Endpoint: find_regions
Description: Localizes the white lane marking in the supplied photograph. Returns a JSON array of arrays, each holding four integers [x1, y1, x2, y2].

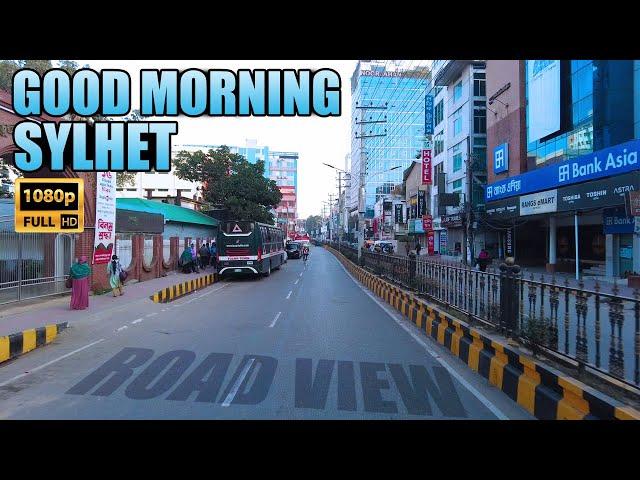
[[299, 272, 303, 277], [294, 279, 299, 285], [221, 358, 255, 407], [0, 338, 106, 388], [334, 256, 509, 420], [131, 319, 143, 324], [161, 308, 168, 312], [146, 313, 158, 318], [173, 283, 230, 307], [286, 290, 292, 299], [269, 312, 282, 328], [116, 325, 128, 332]]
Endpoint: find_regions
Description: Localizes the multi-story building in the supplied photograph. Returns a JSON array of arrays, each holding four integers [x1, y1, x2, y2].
[[432, 60, 489, 262], [429, 80, 448, 255], [116, 139, 298, 229], [484, 60, 640, 279], [349, 60, 430, 229]]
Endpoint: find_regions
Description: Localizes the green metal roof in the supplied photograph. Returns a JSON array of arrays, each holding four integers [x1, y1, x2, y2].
[[116, 198, 218, 227]]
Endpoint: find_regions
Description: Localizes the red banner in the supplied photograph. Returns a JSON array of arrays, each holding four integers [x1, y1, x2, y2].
[[421, 149, 432, 185], [422, 214, 432, 232], [427, 231, 435, 255]]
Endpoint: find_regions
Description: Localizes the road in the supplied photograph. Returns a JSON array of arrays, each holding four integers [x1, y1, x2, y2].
[[0, 246, 532, 419]]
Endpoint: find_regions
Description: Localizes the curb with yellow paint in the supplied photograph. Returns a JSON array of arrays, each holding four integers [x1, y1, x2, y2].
[[325, 246, 640, 420], [150, 273, 217, 303], [0, 322, 68, 365]]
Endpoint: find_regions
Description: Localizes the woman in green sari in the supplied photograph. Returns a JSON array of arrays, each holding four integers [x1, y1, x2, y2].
[[69, 255, 91, 310]]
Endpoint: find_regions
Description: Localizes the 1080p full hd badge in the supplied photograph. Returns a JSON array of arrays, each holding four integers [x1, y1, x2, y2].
[[14, 178, 84, 233]]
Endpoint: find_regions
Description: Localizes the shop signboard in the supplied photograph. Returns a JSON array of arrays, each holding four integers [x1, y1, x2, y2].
[[441, 213, 463, 228], [439, 230, 448, 253], [485, 139, 640, 202], [417, 190, 426, 217], [485, 196, 519, 218], [603, 207, 635, 234], [422, 214, 433, 232], [427, 231, 435, 255], [520, 189, 558, 216], [557, 172, 639, 212]]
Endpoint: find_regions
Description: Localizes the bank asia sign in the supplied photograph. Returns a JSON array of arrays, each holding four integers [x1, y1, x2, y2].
[[485, 139, 640, 202]]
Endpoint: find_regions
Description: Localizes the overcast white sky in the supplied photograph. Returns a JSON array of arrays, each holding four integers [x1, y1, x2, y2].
[[80, 60, 357, 219]]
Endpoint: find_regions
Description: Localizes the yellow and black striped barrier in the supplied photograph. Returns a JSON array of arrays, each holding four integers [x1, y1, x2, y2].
[[150, 273, 217, 303], [324, 245, 640, 420], [0, 322, 68, 365]]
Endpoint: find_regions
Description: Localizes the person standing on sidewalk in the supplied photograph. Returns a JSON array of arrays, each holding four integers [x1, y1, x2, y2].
[[107, 254, 125, 297], [69, 255, 91, 310], [209, 240, 218, 270], [415, 242, 422, 256], [199, 242, 211, 270]]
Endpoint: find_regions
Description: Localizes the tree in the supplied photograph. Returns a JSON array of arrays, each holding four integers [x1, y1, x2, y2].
[[305, 215, 323, 234], [173, 146, 282, 224]]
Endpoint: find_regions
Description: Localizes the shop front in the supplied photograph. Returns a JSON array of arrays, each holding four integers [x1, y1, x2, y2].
[[485, 157, 640, 278]]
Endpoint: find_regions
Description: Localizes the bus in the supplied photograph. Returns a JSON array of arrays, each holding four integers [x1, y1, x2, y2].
[[217, 220, 286, 277]]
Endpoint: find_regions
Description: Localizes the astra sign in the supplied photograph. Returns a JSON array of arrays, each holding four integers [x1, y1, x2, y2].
[[485, 139, 640, 202]]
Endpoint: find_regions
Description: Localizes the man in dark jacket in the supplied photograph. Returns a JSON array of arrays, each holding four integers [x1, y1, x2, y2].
[[199, 242, 211, 269]]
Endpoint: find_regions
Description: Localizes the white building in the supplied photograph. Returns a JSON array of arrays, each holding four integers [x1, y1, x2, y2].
[[432, 60, 488, 261]]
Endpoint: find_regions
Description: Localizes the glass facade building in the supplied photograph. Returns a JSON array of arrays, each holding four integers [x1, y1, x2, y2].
[[526, 60, 635, 166], [350, 61, 429, 218]]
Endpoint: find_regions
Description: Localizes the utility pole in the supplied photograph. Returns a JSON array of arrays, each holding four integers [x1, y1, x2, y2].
[[337, 171, 343, 252]]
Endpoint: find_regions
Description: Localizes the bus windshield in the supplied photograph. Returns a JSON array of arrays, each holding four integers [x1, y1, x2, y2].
[[223, 221, 254, 235]]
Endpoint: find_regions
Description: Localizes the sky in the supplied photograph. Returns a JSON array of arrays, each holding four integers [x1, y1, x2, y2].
[[80, 60, 358, 219]]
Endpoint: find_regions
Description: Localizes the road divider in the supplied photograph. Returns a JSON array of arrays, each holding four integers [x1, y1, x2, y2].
[[0, 322, 68, 366], [150, 273, 217, 303], [324, 245, 640, 421]]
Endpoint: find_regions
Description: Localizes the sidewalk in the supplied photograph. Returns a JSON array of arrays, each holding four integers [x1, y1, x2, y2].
[[0, 268, 215, 337]]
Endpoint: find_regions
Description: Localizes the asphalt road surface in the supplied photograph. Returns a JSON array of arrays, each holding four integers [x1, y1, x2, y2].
[[0, 246, 533, 419]]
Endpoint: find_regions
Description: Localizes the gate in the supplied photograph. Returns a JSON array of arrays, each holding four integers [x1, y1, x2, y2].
[[0, 218, 74, 305]]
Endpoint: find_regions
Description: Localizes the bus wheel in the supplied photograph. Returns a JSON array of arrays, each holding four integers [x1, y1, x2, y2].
[[263, 263, 271, 277]]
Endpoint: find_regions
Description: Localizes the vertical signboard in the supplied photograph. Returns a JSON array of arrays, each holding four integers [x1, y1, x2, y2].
[[427, 231, 435, 255], [505, 228, 514, 257], [421, 149, 432, 185], [422, 214, 432, 232], [439, 230, 448, 254], [425, 95, 434, 135], [93, 172, 117, 264], [527, 60, 561, 142], [394, 203, 403, 224], [417, 190, 426, 217]]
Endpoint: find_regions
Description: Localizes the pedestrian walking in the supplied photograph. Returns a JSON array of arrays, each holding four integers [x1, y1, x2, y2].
[[69, 255, 91, 310], [477, 248, 491, 272], [415, 242, 422, 256], [180, 245, 196, 273], [107, 254, 125, 297]]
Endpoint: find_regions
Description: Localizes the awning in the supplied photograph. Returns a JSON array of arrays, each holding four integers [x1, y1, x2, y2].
[[116, 198, 219, 227]]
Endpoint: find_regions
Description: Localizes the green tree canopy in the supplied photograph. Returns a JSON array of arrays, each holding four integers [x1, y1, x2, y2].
[[305, 215, 323, 233], [173, 146, 282, 224]]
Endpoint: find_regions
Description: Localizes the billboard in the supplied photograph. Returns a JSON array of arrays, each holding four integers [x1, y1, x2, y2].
[[527, 60, 561, 142]]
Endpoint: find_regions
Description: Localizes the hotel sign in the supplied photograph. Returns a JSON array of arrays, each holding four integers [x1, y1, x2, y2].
[[361, 70, 403, 78]]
